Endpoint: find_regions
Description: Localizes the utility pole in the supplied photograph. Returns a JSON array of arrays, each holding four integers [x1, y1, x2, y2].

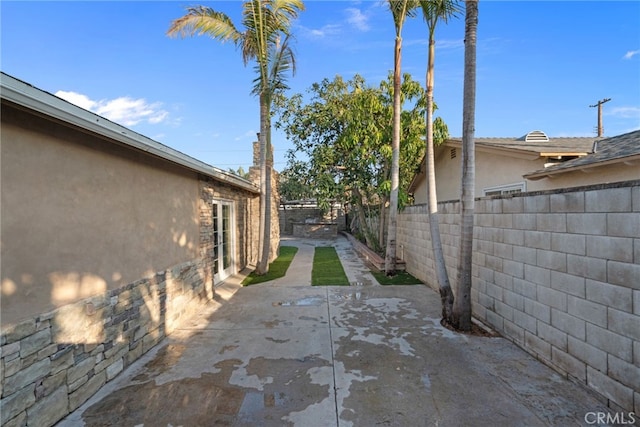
[[589, 98, 611, 137]]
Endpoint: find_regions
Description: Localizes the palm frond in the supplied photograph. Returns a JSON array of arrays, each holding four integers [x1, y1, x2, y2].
[[418, 0, 462, 28], [243, 0, 270, 79], [388, 0, 419, 33], [270, 0, 306, 30], [170, 0, 302, 101], [251, 33, 296, 100], [167, 6, 242, 45], [268, 34, 297, 92]]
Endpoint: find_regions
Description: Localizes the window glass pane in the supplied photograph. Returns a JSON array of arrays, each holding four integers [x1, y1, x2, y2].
[[213, 203, 219, 274], [222, 205, 231, 269]]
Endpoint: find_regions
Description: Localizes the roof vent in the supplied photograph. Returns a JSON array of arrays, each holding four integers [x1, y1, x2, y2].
[[519, 130, 549, 142]]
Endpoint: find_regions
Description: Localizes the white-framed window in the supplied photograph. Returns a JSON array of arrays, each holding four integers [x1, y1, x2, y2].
[[483, 182, 526, 197]]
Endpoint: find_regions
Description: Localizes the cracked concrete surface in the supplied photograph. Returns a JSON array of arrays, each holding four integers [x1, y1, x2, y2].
[[58, 235, 611, 426]]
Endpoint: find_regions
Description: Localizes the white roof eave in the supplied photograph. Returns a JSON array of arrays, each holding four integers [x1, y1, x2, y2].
[[1, 73, 259, 194]]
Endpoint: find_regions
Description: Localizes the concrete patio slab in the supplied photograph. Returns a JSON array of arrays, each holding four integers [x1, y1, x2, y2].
[[58, 235, 613, 426]]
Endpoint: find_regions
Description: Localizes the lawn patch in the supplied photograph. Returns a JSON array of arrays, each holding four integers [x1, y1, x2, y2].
[[242, 246, 298, 286], [312, 246, 350, 286], [372, 270, 423, 285]]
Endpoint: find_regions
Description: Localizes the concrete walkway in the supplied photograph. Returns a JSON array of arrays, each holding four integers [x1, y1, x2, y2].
[[265, 236, 378, 287], [59, 235, 611, 426]]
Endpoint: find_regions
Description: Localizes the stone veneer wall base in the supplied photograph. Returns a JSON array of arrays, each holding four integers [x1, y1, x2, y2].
[[1, 259, 213, 427]]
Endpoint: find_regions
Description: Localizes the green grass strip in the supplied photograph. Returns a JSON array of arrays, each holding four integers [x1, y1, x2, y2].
[[242, 246, 298, 286], [312, 246, 350, 286], [371, 270, 423, 285]]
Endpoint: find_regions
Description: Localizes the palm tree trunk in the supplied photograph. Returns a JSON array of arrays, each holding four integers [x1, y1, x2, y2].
[[385, 35, 402, 275], [353, 187, 374, 249], [453, 0, 478, 331], [378, 195, 387, 253], [425, 28, 454, 321], [256, 94, 270, 274]]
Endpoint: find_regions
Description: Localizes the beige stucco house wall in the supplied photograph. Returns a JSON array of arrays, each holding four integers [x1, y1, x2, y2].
[[2, 105, 202, 325], [412, 144, 549, 202], [0, 72, 279, 426], [0, 78, 272, 328]]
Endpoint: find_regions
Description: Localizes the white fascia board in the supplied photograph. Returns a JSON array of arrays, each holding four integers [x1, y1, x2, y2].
[[444, 140, 540, 160], [1, 73, 259, 194], [524, 154, 640, 180]]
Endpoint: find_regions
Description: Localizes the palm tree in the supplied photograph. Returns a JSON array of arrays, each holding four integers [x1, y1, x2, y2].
[[385, 0, 417, 276], [167, 0, 304, 275], [453, 0, 478, 331], [418, 0, 461, 322]]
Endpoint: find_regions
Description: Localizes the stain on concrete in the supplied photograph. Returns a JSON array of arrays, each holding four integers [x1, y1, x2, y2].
[[132, 344, 186, 382], [262, 319, 285, 329], [272, 296, 325, 307], [335, 336, 438, 427], [238, 356, 332, 424], [265, 337, 290, 344], [82, 356, 332, 427], [220, 345, 239, 354], [82, 359, 245, 426], [298, 315, 324, 323]]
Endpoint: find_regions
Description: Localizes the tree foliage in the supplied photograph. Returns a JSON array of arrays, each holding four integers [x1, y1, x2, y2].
[[278, 160, 313, 202], [275, 73, 448, 251]]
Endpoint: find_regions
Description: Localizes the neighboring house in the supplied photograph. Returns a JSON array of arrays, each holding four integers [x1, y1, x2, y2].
[[409, 130, 640, 203], [0, 72, 278, 426], [524, 129, 640, 184]]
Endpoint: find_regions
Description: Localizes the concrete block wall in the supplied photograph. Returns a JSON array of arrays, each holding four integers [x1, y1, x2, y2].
[[0, 259, 211, 427], [398, 180, 640, 413], [292, 223, 338, 238], [279, 206, 346, 235]]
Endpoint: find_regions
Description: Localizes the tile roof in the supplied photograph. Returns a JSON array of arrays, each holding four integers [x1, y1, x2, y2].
[[446, 135, 598, 155], [524, 130, 640, 179]]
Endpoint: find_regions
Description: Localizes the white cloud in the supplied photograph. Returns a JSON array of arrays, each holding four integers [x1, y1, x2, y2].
[[55, 90, 170, 127], [299, 23, 342, 39], [235, 130, 257, 141], [345, 8, 370, 31], [623, 49, 639, 59], [607, 106, 640, 119], [55, 90, 96, 111], [312, 24, 342, 38]]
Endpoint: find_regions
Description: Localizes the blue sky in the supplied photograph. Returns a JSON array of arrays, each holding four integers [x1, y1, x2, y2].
[[2, 1, 639, 172]]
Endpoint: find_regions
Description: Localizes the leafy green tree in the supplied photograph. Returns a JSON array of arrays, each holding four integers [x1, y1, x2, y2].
[[418, 0, 462, 323], [275, 74, 446, 252], [278, 161, 313, 202], [167, 0, 305, 274], [453, 0, 479, 331]]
